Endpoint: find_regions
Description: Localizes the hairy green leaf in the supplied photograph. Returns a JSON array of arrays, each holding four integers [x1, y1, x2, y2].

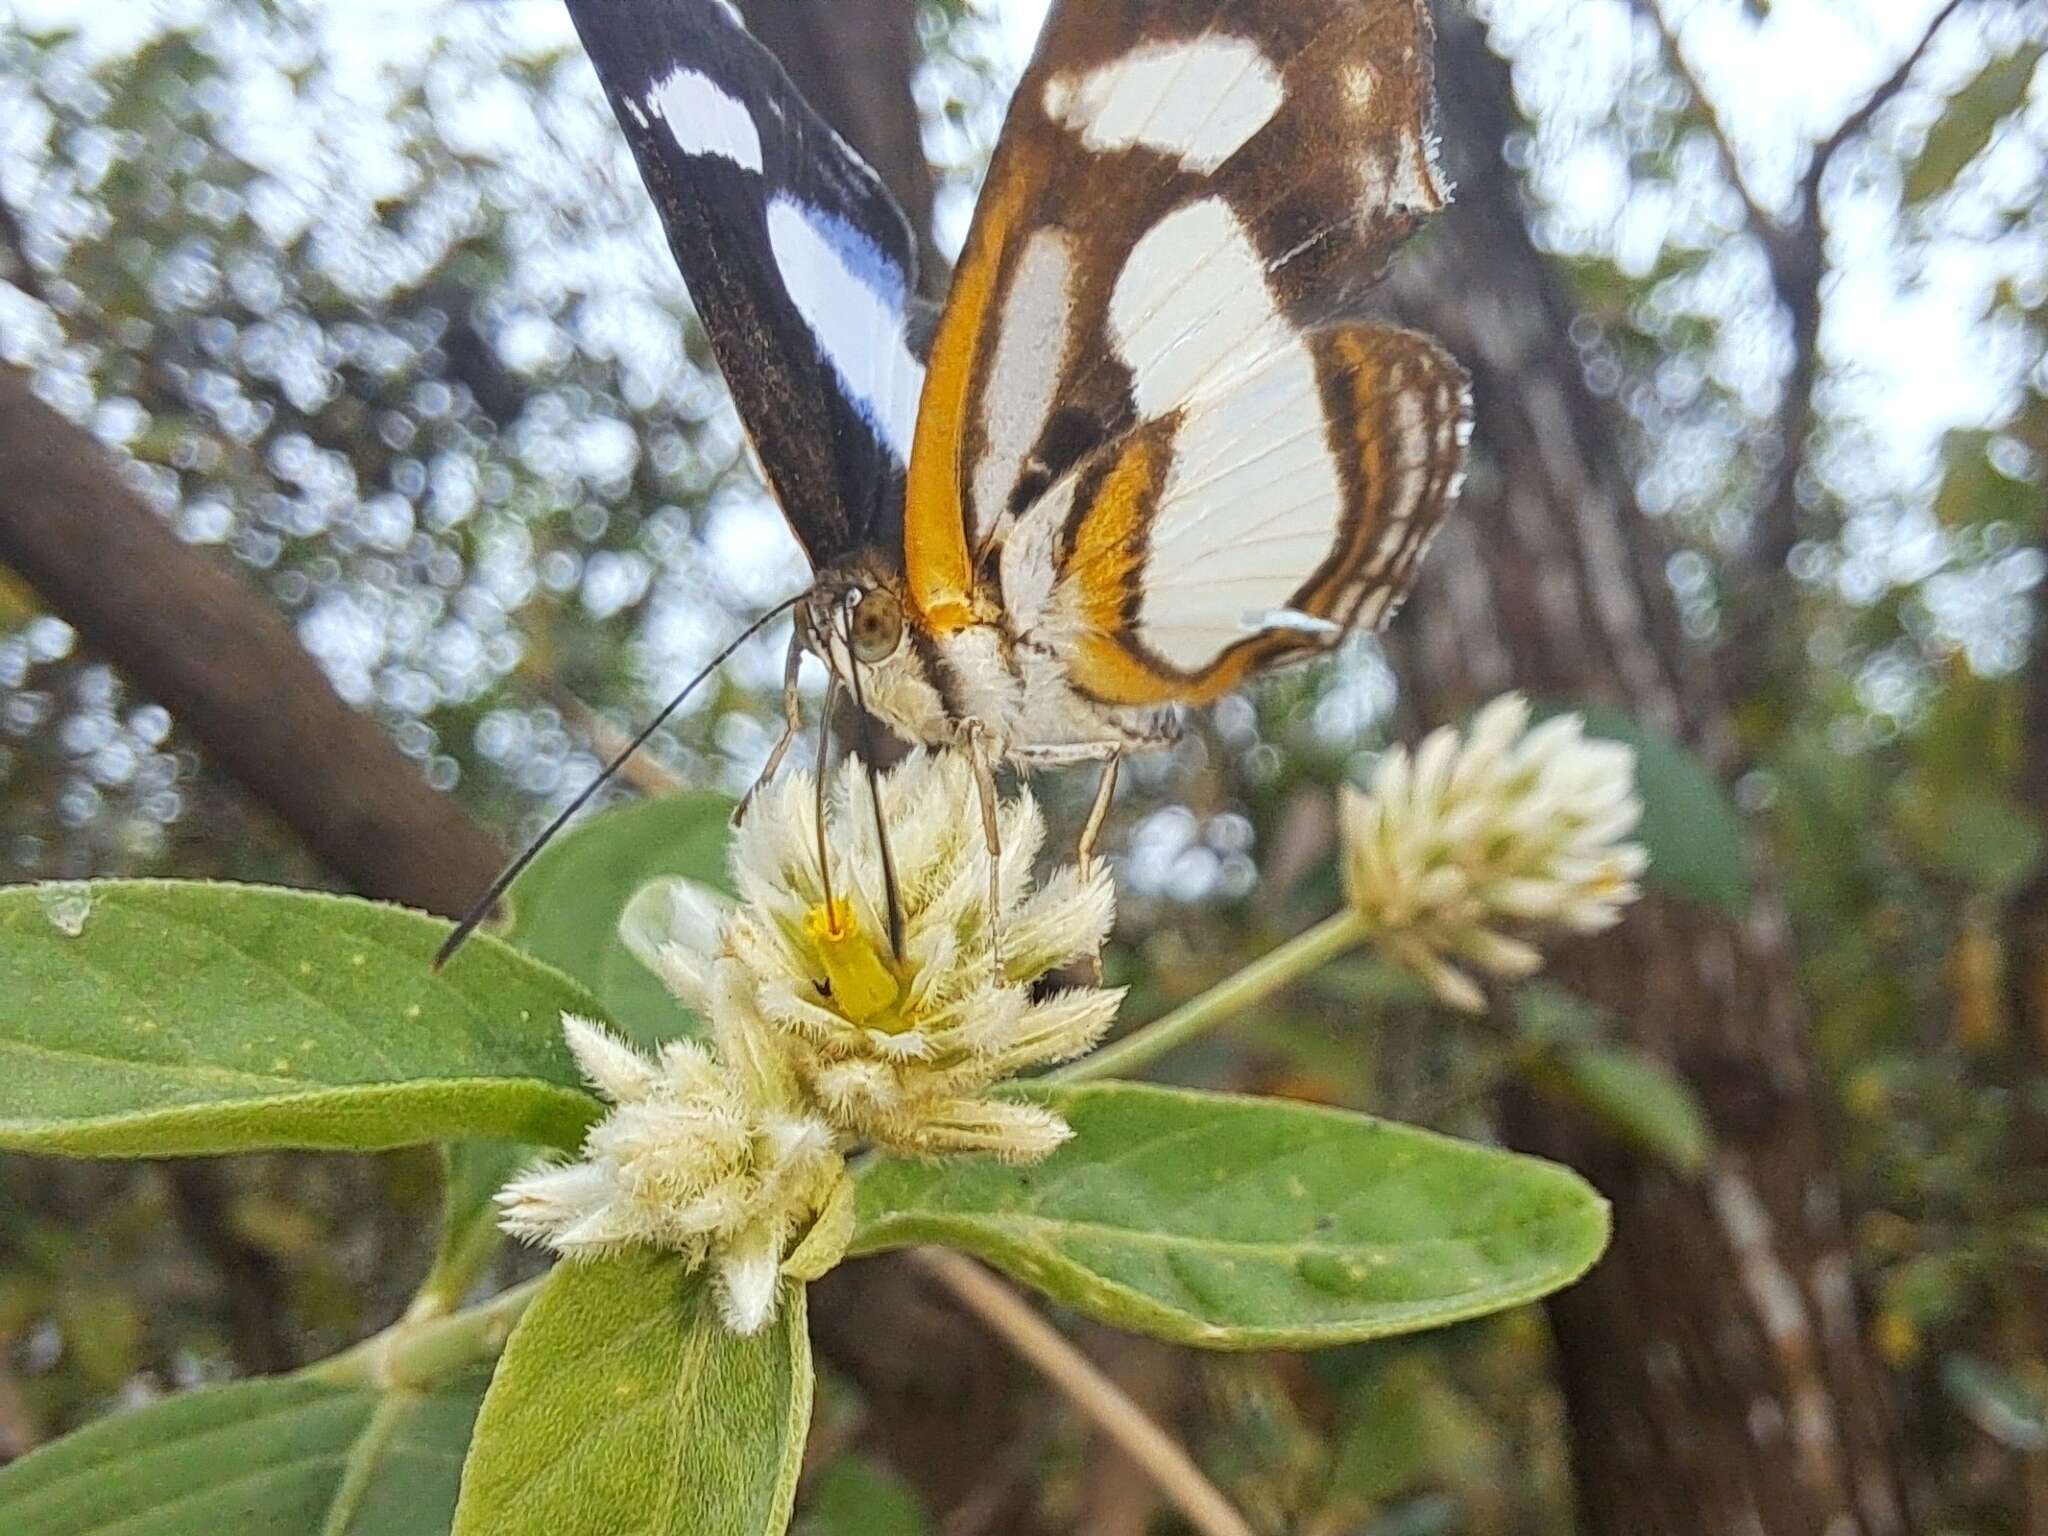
[[0, 881, 600, 1158], [453, 1252, 811, 1536], [505, 794, 733, 1046], [853, 1084, 1608, 1350], [0, 1370, 488, 1535], [1905, 45, 2042, 204]]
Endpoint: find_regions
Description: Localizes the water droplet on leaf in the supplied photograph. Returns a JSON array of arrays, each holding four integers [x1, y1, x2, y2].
[[38, 883, 92, 937]]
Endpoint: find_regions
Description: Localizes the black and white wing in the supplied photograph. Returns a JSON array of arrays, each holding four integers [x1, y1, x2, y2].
[[567, 0, 925, 566]]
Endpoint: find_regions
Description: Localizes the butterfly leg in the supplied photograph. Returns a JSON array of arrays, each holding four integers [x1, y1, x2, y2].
[[1072, 752, 1121, 985], [734, 631, 806, 826], [962, 719, 1005, 963], [1076, 750, 1121, 879]]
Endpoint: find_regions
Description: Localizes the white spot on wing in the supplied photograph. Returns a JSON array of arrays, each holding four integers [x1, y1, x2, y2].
[[1385, 133, 1443, 214], [765, 196, 924, 461], [1043, 37, 1282, 174], [972, 229, 1074, 545], [1110, 197, 1291, 420], [646, 68, 764, 174], [1133, 339, 1344, 671]]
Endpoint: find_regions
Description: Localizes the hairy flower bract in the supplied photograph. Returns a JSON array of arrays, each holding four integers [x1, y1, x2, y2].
[[633, 750, 1122, 1162], [497, 1017, 846, 1334]]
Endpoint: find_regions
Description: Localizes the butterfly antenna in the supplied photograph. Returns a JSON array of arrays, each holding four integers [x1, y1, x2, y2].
[[842, 610, 906, 961], [433, 593, 804, 972]]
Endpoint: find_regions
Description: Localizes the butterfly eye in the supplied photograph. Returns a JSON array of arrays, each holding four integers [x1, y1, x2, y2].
[[848, 589, 905, 664]]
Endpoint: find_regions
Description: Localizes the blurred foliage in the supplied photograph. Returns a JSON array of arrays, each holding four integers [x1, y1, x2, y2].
[[0, 0, 2045, 1531]]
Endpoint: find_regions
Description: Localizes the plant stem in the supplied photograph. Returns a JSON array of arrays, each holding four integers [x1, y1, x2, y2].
[[411, 1170, 515, 1322], [309, 1276, 542, 1392], [1057, 909, 1369, 1084], [913, 1249, 1258, 1536]]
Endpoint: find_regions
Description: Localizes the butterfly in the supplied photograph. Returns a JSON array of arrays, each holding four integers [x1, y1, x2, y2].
[[534, 0, 1468, 935]]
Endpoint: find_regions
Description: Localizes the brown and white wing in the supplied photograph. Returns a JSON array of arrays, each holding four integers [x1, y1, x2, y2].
[[1026, 323, 1469, 707], [904, 0, 1462, 660]]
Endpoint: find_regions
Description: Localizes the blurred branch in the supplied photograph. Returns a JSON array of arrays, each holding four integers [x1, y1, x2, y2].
[[1631, 0, 1780, 249], [912, 1250, 1256, 1536], [1379, 6, 1922, 1531], [0, 363, 508, 918], [2004, 535, 2048, 1536], [1804, 0, 1970, 211]]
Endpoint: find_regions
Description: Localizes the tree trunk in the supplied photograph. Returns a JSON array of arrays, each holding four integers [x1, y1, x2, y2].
[[2003, 537, 2048, 1536], [1379, 8, 1919, 1533]]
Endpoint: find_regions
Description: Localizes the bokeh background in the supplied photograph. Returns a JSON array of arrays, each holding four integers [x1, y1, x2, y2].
[[1, 1, 2044, 1532]]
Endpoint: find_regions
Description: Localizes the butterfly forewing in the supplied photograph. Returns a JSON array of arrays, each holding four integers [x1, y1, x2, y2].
[[567, 0, 925, 568], [906, 0, 1454, 628]]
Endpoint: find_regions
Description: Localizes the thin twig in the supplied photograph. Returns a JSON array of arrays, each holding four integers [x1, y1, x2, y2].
[[535, 675, 690, 798], [912, 1250, 1258, 1536], [1633, 0, 1970, 693], [1629, 0, 1778, 234], [1803, 0, 1970, 210]]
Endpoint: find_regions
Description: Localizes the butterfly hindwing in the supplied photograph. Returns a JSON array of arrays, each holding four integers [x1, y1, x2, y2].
[[567, 0, 925, 567], [907, 0, 1452, 633], [1016, 323, 1470, 708]]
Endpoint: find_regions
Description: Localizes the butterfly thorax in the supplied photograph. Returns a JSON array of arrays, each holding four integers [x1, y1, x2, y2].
[[804, 558, 1173, 767]]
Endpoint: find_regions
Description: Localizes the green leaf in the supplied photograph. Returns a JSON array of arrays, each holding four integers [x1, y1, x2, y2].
[[1532, 1045, 1712, 1173], [505, 794, 733, 1047], [453, 1251, 812, 1536], [852, 1084, 1609, 1350], [0, 881, 600, 1158], [1941, 1354, 2048, 1452], [796, 1457, 929, 1536], [1904, 45, 2042, 204], [0, 1369, 489, 1534], [1932, 430, 2041, 531], [1893, 776, 2045, 895], [1557, 703, 1750, 913]]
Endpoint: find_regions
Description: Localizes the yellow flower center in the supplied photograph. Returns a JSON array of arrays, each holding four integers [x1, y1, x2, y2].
[[803, 899, 904, 1029]]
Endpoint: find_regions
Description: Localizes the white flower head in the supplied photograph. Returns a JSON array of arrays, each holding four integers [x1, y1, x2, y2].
[[1339, 695, 1649, 1012], [629, 750, 1122, 1162], [498, 1015, 847, 1334]]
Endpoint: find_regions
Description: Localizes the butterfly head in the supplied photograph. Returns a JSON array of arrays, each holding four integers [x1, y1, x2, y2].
[[801, 570, 950, 747]]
